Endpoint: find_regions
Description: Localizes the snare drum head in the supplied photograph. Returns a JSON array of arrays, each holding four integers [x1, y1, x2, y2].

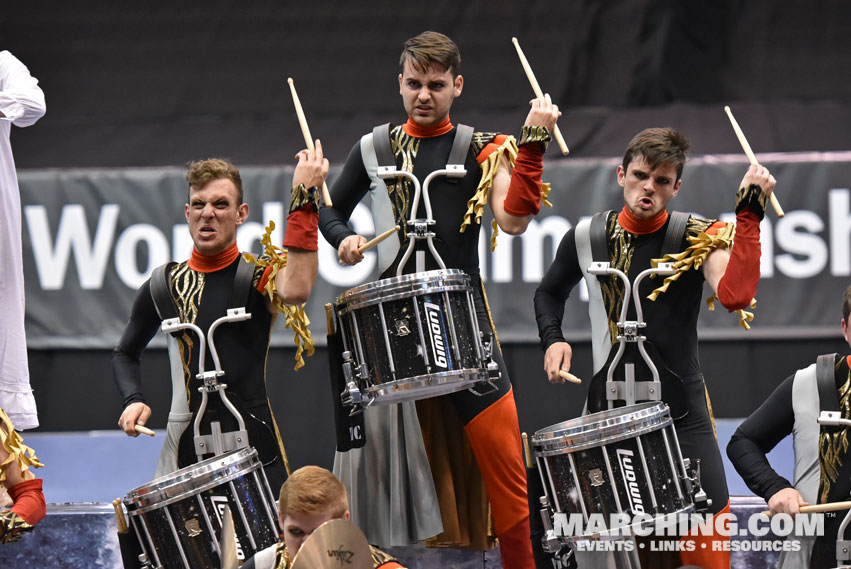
[[532, 402, 671, 454]]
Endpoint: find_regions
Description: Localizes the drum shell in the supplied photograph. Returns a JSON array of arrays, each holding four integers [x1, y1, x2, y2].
[[533, 403, 692, 540], [335, 269, 489, 403], [124, 448, 279, 568]]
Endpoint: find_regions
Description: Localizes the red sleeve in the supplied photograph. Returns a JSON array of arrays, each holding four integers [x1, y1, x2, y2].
[[716, 209, 761, 311], [503, 142, 545, 216], [8, 478, 46, 526]]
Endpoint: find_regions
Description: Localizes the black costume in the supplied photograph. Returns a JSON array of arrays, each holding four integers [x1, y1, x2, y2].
[[319, 120, 537, 568], [728, 354, 851, 569], [113, 246, 293, 492]]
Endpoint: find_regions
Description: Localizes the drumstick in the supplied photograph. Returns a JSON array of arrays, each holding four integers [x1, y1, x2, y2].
[[760, 500, 851, 517], [112, 498, 128, 534], [558, 369, 582, 384], [521, 432, 535, 469], [723, 105, 784, 218], [358, 225, 400, 254], [287, 77, 333, 207], [324, 303, 335, 336], [134, 424, 155, 437], [511, 37, 569, 155]]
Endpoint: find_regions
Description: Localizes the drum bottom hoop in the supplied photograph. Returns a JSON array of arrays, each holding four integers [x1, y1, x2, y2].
[[559, 504, 696, 544], [367, 369, 491, 404]]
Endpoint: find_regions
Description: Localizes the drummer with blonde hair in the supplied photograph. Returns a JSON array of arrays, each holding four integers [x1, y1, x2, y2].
[[242, 465, 405, 569]]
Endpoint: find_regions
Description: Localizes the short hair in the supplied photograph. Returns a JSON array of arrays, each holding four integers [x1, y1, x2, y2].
[[399, 31, 461, 77], [842, 285, 851, 323], [278, 466, 349, 519], [185, 158, 243, 204], [622, 128, 691, 181]]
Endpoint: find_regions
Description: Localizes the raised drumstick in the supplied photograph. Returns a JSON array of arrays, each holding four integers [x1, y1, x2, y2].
[[558, 369, 582, 384], [287, 77, 333, 207], [358, 225, 400, 254], [511, 37, 569, 155], [723, 105, 784, 217]]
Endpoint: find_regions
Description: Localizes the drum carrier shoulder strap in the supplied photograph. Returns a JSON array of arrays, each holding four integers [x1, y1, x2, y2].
[[372, 122, 474, 183], [149, 256, 256, 324], [589, 210, 612, 284], [662, 211, 690, 257], [149, 261, 178, 321], [817, 353, 840, 413]]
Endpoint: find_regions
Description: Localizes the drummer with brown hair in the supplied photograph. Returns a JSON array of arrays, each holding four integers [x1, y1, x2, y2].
[[534, 127, 775, 568], [243, 466, 405, 569], [112, 146, 328, 494], [319, 30, 559, 569]]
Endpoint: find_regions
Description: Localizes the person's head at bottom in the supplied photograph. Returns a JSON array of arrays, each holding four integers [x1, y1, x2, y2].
[[279, 465, 350, 557]]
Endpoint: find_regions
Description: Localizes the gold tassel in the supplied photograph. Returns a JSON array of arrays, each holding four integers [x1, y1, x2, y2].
[[0, 409, 43, 485], [242, 221, 315, 370], [460, 137, 518, 234]]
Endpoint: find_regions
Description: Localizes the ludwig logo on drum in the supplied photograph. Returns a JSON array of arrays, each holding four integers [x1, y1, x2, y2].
[[616, 449, 645, 515], [423, 302, 448, 368]]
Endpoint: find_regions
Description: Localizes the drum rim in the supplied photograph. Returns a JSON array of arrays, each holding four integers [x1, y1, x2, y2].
[[532, 402, 672, 454], [366, 368, 491, 402], [123, 447, 262, 513], [335, 269, 471, 309]]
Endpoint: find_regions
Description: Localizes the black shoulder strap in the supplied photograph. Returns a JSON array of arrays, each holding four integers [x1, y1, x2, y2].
[[817, 353, 840, 413], [228, 255, 256, 310], [448, 124, 474, 167], [149, 262, 178, 321], [590, 210, 612, 264], [372, 123, 395, 168], [662, 211, 690, 258]]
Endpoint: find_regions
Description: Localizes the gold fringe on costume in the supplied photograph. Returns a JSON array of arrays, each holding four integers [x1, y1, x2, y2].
[[0, 409, 43, 485], [820, 364, 851, 503], [647, 221, 756, 330], [460, 136, 518, 237], [242, 221, 315, 370]]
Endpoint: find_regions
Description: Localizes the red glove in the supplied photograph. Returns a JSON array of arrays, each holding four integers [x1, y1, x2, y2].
[[283, 185, 319, 251], [717, 208, 761, 311], [8, 478, 46, 526], [504, 142, 545, 217]]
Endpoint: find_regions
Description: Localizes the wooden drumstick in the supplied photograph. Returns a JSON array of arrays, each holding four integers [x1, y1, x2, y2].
[[112, 498, 128, 534], [558, 369, 582, 384], [760, 500, 851, 517], [511, 37, 569, 155], [723, 105, 784, 218], [357, 225, 400, 254], [521, 432, 535, 469], [324, 303, 336, 336], [134, 424, 155, 437], [287, 77, 333, 207]]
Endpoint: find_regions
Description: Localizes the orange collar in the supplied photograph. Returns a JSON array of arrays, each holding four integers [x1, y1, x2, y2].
[[188, 242, 239, 273], [402, 116, 453, 138], [617, 206, 669, 235]]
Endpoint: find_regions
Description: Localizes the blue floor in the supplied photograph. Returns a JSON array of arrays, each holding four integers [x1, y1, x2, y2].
[[22, 418, 790, 504]]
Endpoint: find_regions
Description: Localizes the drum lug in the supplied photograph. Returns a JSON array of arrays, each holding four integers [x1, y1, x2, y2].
[[683, 457, 711, 512], [340, 351, 370, 414]]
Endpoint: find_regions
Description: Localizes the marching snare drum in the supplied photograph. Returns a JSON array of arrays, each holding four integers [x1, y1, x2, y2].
[[124, 448, 279, 569], [532, 402, 694, 542], [334, 269, 492, 405]]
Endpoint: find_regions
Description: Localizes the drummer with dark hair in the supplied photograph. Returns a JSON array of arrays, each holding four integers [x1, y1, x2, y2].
[[534, 127, 775, 568], [319, 30, 559, 569], [243, 466, 405, 569]]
